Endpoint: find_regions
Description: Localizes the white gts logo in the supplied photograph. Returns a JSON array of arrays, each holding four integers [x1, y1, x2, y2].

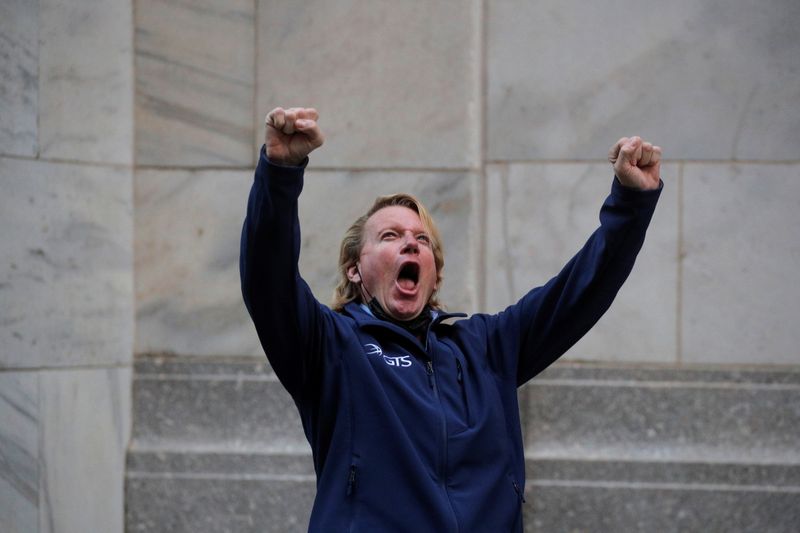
[[364, 344, 412, 368]]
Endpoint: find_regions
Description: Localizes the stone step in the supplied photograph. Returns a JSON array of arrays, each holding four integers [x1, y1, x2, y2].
[[126, 455, 800, 533], [519, 364, 800, 532], [523, 458, 800, 532], [127, 356, 313, 531], [126, 451, 315, 533], [130, 356, 306, 452], [520, 363, 800, 463], [126, 356, 800, 532]]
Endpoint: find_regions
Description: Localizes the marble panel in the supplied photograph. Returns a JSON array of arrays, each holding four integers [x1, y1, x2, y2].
[[0, 158, 134, 368], [0, 0, 38, 157], [134, 168, 262, 357], [39, 367, 131, 533], [135, 166, 476, 356], [257, 0, 481, 168], [39, 0, 133, 164], [485, 163, 679, 363], [682, 163, 800, 364], [0, 372, 39, 533], [488, 0, 800, 161], [135, 0, 255, 167]]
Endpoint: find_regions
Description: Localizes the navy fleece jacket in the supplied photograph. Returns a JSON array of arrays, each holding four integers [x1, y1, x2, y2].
[[240, 147, 662, 532]]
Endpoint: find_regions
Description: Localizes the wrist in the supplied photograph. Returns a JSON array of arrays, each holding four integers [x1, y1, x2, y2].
[[270, 157, 303, 166], [262, 145, 307, 168]]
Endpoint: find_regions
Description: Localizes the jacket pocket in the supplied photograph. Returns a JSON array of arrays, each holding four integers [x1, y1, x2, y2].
[[346, 464, 357, 496], [346, 461, 360, 532], [512, 478, 526, 504], [456, 358, 471, 426]]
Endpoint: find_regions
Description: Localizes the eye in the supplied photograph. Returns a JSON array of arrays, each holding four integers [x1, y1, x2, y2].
[[381, 231, 397, 240], [416, 234, 431, 244]]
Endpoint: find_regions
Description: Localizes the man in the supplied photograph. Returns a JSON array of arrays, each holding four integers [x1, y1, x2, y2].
[[240, 107, 662, 531]]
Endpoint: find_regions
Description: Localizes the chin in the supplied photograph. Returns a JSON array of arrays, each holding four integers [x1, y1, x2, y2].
[[389, 303, 424, 321]]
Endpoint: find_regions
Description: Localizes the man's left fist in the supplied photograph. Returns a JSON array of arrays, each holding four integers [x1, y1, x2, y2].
[[608, 136, 662, 190]]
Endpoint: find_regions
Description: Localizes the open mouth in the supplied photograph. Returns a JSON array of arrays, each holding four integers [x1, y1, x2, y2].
[[397, 262, 420, 291]]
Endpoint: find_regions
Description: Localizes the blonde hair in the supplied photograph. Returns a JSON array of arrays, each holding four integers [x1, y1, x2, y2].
[[332, 193, 444, 312]]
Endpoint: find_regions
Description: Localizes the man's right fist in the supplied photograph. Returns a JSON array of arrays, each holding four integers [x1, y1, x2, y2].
[[265, 107, 324, 166]]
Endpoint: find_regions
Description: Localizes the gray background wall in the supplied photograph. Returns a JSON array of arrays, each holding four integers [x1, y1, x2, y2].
[[2, 0, 799, 531]]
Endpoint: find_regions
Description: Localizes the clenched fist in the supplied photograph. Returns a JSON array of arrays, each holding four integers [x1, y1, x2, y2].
[[265, 107, 325, 166], [608, 136, 662, 191]]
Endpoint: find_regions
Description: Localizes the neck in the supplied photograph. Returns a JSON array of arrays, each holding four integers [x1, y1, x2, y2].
[[367, 298, 432, 339]]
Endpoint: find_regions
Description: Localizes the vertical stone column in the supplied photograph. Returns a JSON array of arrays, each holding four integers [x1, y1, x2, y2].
[[0, 0, 134, 532]]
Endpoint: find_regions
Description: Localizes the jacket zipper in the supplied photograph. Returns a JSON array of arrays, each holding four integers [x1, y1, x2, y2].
[[427, 360, 447, 483], [426, 357, 460, 531]]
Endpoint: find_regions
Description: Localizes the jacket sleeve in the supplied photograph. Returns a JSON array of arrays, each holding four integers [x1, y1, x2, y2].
[[482, 177, 663, 386], [240, 146, 329, 401]]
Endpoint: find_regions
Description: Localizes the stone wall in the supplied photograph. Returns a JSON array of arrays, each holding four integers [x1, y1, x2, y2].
[[1, 0, 133, 532], [3, 0, 799, 531], [134, 0, 800, 364]]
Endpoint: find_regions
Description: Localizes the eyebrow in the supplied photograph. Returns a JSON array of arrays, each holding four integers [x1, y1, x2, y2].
[[378, 224, 428, 234]]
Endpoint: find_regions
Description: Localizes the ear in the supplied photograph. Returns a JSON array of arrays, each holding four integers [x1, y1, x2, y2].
[[346, 264, 360, 283]]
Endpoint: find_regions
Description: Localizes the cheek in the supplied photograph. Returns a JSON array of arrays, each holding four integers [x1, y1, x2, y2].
[[377, 248, 397, 271], [369, 248, 396, 283], [424, 252, 438, 282]]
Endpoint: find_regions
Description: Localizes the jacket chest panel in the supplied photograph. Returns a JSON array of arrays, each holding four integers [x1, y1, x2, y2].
[[346, 330, 482, 439], [348, 335, 430, 396]]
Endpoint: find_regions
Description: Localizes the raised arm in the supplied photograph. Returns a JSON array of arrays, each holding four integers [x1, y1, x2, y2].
[[240, 107, 326, 399], [481, 136, 663, 385]]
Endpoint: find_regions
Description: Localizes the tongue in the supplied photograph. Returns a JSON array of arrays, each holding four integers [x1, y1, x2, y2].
[[398, 278, 416, 291]]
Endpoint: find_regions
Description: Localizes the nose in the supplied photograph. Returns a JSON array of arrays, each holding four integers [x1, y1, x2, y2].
[[400, 232, 419, 254]]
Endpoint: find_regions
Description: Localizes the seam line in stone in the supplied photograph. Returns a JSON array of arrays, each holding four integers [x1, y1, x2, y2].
[[531, 479, 800, 493]]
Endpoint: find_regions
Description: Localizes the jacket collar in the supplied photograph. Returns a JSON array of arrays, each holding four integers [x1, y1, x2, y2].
[[343, 301, 466, 326], [342, 302, 467, 350]]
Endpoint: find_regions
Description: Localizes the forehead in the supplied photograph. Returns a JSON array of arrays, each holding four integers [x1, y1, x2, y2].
[[365, 205, 425, 233]]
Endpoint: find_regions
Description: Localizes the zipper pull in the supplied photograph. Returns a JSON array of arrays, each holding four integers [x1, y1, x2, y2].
[[425, 360, 434, 388], [347, 465, 357, 496], [456, 359, 463, 383]]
